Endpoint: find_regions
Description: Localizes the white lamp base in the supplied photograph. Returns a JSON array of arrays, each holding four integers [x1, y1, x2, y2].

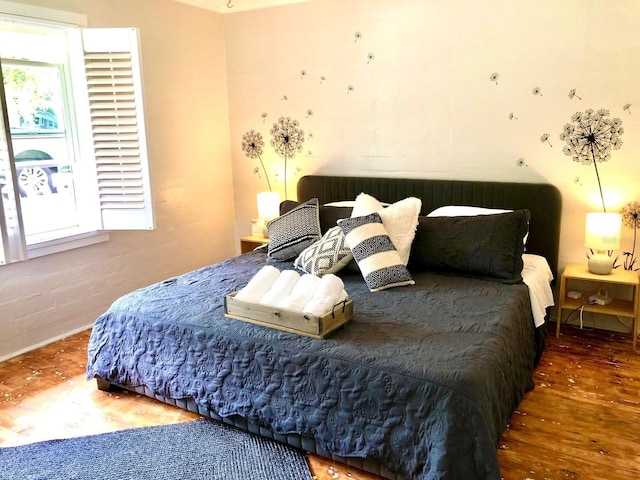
[[588, 252, 613, 275]]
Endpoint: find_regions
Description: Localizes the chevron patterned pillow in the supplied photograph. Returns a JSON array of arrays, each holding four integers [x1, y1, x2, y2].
[[294, 226, 353, 276]]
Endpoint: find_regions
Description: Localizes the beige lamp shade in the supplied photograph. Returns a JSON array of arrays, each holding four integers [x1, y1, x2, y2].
[[585, 212, 621, 275], [585, 212, 621, 251], [257, 191, 280, 220]]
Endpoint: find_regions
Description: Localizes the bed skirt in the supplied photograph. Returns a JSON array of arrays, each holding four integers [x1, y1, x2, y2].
[[95, 377, 399, 479]]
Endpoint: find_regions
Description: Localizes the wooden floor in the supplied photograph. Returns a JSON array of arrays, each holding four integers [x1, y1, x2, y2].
[[1, 323, 639, 480]]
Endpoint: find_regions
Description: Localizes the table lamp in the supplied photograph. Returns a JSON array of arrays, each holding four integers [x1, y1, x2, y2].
[[256, 191, 280, 237], [585, 212, 621, 275]]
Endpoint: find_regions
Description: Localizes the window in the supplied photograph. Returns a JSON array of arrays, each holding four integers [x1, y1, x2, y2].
[[0, 3, 154, 265]]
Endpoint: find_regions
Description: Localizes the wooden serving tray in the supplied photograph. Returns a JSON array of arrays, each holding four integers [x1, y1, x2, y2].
[[224, 293, 353, 339]]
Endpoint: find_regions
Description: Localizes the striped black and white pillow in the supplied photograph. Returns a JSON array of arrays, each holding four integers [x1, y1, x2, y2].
[[266, 198, 322, 261], [339, 212, 414, 292]]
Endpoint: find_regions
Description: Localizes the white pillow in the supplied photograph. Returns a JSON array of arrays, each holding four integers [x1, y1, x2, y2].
[[351, 193, 422, 266], [427, 205, 511, 217]]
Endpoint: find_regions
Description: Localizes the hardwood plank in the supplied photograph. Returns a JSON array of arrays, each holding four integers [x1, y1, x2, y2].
[[1, 323, 639, 480]]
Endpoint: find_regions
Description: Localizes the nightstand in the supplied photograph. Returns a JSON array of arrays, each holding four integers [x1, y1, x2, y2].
[[557, 264, 639, 352], [240, 235, 269, 254]]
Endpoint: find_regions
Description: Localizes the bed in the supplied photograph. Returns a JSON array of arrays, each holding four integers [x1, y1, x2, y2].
[[87, 175, 562, 480]]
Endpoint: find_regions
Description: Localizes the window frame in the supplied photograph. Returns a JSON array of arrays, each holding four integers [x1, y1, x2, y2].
[[0, 1, 154, 264]]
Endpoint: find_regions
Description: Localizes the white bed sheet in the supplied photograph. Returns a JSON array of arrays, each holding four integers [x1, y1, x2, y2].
[[522, 253, 555, 327]]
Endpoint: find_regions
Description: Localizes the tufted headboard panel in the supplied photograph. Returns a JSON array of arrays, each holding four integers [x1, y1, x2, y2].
[[297, 175, 562, 279]]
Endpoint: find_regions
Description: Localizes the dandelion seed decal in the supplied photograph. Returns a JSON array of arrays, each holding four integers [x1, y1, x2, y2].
[[367, 53, 375, 64], [568, 89, 582, 100], [573, 176, 583, 186], [270, 116, 305, 199], [308, 132, 314, 139], [306, 109, 313, 118], [620, 201, 640, 270], [532, 86, 543, 96], [242, 130, 271, 191], [261, 112, 268, 123], [300, 70, 307, 79], [320, 76, 326, 84], [559, 108, 624, 212], [347, 85, 354, 94], [508, 112, 519, 120], [489, 73, 499, 85], [354, 31, 362, 42], [516, 158, 528, 167], [282, 95, 288, 101], [623, 103, 632, 114], [540, 133, 552, 147]]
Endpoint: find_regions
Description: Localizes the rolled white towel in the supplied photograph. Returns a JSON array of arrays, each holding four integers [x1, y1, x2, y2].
[[302, 274, 345, 316], [259, 270, 300, 307], [302, 290, 349, 317], [278, 274, 321, 312], [235, 265, 281, 303], [312, 274, 344, 303]]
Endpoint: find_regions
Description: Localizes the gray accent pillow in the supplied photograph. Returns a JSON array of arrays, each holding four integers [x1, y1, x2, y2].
[[267, 198, 321, 261], [409, 210, 530, 283]]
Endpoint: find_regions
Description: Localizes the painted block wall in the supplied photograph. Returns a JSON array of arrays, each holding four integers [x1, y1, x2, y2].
[[0, 0, 235, 360], [225, 0, 640, 276]]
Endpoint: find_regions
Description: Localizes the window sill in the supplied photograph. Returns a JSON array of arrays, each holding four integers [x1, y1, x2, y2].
[[27, 230, 109, 259]]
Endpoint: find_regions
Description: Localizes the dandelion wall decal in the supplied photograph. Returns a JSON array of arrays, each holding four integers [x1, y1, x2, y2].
[[540, 133, 552, 147], [516, 158, 528, 167], [270, 116, 305, 199], [489, 72, 499, 85], [367, 53, 375, 63], [242, 130, 271, 191], [620, 201, 640, 270], [569, 89, 582, 100], [354, 31, 362, 42], [261, 112, 268, 123], [532, 86, 543, 96], [306, 109, 313, 118], [623, 103, 632, 114], [508, 112, 519, 120], [347, 85, 354, 94], [300, 70, 307, 79], [559, 108, 624, 212]]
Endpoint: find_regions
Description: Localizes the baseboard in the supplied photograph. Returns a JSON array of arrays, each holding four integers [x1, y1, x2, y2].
[[0, 323, 94, 363]]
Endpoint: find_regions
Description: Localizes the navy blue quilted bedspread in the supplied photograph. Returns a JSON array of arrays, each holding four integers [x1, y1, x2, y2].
[[86, 251, 537, 480]]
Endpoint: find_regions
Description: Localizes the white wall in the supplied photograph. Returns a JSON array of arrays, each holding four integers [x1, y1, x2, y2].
[[224, 0, 640, 274], [0, 0, 235, 360]]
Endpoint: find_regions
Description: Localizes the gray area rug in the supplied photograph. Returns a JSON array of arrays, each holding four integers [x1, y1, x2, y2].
[[0, 419, 314, 480]]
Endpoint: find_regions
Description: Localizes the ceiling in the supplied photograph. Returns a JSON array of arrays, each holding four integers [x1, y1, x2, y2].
[[172, 0, 312, 13]]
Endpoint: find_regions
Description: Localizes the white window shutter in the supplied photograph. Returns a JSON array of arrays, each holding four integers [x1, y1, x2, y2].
[[0, 67, 27, 264], [81, 28, 154, 230]]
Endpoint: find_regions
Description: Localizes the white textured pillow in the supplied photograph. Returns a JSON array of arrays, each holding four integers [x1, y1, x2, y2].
[[294, 226, 353, 276], [351, 193, 422, 266]]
